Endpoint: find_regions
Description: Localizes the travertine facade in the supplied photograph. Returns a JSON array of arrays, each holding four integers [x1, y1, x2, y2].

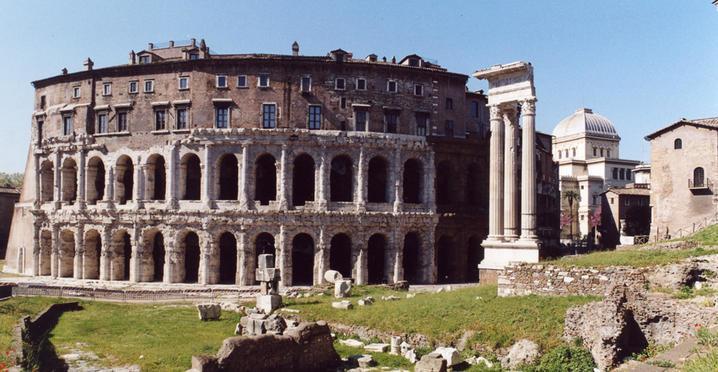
[[5, 40, 499, 286]]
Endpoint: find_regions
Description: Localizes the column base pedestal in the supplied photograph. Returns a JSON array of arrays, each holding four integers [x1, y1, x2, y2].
[[478, 238, 540, 282]]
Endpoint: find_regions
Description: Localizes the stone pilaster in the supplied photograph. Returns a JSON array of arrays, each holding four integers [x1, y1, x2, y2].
[[278, 226, 290, 286], [163, 237, 175, 284], [199, 233, 213, 285], [353, 234, 367, 285], [74, 225, 84, 279], [392, 228, 402, 283], [520, 98, 539, 242], [279, 145, 289, 210], [239, 145, 250, 210], [424, 228, 436, 283], [31, 222, 40, 276], [133, 156, 144, 209], [167, 143, 178, 209], [202, 145, 213, 208], [103, 165, 115, 209], [129, 225, 141, 282], [237, 231, 250, 285], [487, 105, 504, 241], [355, 147, 366, 211], [33, 154, 41, 208], [503, 107, 519, 240], [53, 152, 61, 209], [315, 227, 327, 286], [317, 147, 328, 211], [100, 228, 111, 281], [78, 150, 86, 209], [426, 151, 436, 211], [393, 150, 403, 213], [50, 224, 59, 278]]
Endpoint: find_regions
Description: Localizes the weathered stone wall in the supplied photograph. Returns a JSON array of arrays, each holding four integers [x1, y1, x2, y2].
[[192, 321, 340, 372], [497, 262, 648, 297], [0, 189, 20, 258]]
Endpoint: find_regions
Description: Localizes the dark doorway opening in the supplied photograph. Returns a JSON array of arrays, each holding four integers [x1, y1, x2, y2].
[[182, 154, 201, 200], [368, 157, 388, 203], [184, 232, 200, 283], [219, 155, 238, 200], [122, 233, 132, 280], [466, 235, 483, 282], [292, 154, 315, 206], [330, 233, 352, 278], [152, 232, 165, 282], [436, 235, 453, 283], [403, 232, 421, 283], [330, 155, 353, 202], [403, 159, 422, 204], [219, 232, 237, 284], [367, 234, 386, 284], [255, 154, 277, 205], [292, 233, 314, 285]]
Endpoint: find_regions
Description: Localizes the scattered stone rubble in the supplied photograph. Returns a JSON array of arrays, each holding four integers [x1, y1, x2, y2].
[[196, 303, 221, 321], [499, 339, 540, 369], [325, 270, 353, 298]]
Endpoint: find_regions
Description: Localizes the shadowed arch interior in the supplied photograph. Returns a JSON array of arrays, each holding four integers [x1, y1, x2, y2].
[[255, 154, 277, 205], [330, 155, 353, 202], [152, 232, 165, 282], [219, 232, 237, 284], [292, 154, 315, 206], [403, 232, 421, 283], [146, 154, 166, 200], [218, 154, 238, 200], [367, 234, 387, 284], [292, 233, 314, 286], [181, 154, 201, 200], [183, 231, 201, 283], [59, 230, 75, 278], [436, 235, 453, 284], [40, 161, 54, 202], [402, 159, 422, 204], [436, 161, 453, 205], [86, 157, 105, 204], [83, 229, 101, 279], [466, 235, 483, 282], [61, 158, 78, 203], [330, 233, 352, 278], [115, 156, 134, 204]]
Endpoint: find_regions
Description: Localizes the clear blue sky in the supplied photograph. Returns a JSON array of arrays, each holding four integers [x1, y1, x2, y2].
[[0, 0, 716, 172]]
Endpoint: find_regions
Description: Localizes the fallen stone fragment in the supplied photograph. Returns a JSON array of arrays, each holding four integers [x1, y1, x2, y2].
[[390, 336, 402, 355], [335, 279, 352, 298], [339, 339, 365, 348], [415, 352, 447, 372], [364, 343, 389, 353], [406, 293, 416, 299], [332, 300, 353, 310], [500, 339, 539, 370], [381, 295, 400, 301], [433, 346, 462, 366], [357, 354, 374, 368], [196, 303, 221, 321]]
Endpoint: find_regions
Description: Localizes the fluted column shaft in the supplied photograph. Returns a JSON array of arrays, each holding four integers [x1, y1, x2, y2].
[[503, 108, 519, 240], [487, 105, 504, 240], [356, 147, 366, 211], [202, 145, 212, 207], [239, 145, 250, 210], [74, 225, 84, 279], [279, 145, 289, 210], [520, 99, 538, 241], [78, 150, 86, 209], [317, 148, 328, 210]]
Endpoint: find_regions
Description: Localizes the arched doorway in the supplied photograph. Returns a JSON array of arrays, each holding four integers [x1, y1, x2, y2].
[[146, 154, 166, 201], [152, 232, 165, 282], [292, 233, 314, 286], [367, 157, 388, 203], [61, 158, 78, 204], [330, 233, 352, 278], [403, 159, 422, 204], [59, 230, 75, 277], [181, 154, 201, 200], [183, 232, 200, 283], [255, 154, 277, 205], [292, 154, 315, 206], [219, 232, 237, 284], [115, 156, 134, 204], [83, 229, 102, 279], [466, 235, 483, 282], [40, 161, 54, 202], [218, 154, 238, 200], [403, 232, 421, 283], [436, 235, 453, 284], [330, 155, 353, 202], [367, 234, 386, 284], [86, 157, 105, 204], [122, 232, 132, 280]]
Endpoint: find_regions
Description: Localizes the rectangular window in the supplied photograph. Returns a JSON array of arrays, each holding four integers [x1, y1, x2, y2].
[[62, 116, 73, 135], [40, 95, 46, 109], [612, 168, 618, 179], [385, 111, 399, 133], [301, 76, 312, 93], [415, 112, 429, 136], [129, 81, 138, 94], [237, 75, 248, 88], [215, 107, 229, 128], [471, 101, 480, 118], [619, 168, 625, 180], [102, 83, 112, 96], [387, 80, 398, 93], [97, 113, 108, 133], [414, 84, 423, 96], [355, 110, 368, 131], [178, 76, 189, 90], [593, 147, 597, 156], [154, 109, 166, 130], [600, 148, 604, 157], [607, 149, 611, 158], [139, 55, 150, 64], [216, 75, 228, 88], [262, 103, 277, 128], [340, 97, 347, 109], [445, 120, 454, 136], [335, 78, 346, 90], [72, 86, 81, 98], [117, 112, 128, 132], [258, 74, 270, 88], [308, 105, 321, 129], [626, 170, 631, 180], [356, 78, 367, 91], [189, 53, 199, 60], [144, 80, 154, 93], [445, 98, 453, 110], [176, 108, 188, 129]]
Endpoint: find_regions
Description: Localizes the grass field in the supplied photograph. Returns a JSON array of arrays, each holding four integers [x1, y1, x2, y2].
[[0, 297, 68, 364], [286, 285, 596, 352], [547, 246, 718, 268]]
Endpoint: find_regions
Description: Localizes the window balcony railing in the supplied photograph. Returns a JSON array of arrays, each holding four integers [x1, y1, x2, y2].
[[688, 178, 711, 190]]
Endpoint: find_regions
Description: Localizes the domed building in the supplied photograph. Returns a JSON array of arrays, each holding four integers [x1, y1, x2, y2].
[[552, 108, 641, 242]]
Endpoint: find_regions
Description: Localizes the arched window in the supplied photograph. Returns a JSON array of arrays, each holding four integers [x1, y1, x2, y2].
[[255, 154, 277, 205], [674, 138, 682, 150], [180, 154, 201, 200], [693, 167, 705, 187], [367, 156, 388, 203], [330, 155, 353, 202]]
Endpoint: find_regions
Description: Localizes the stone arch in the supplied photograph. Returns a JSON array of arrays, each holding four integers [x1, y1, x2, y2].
[[292, 153, 315, 206], [403, 231, 421, 284], [436, 160, 453, 205], [465, 162, 480, 205], [217, 154, 238, 200], [59, 229, 75, 278], [111, 229, 132, 281], [330, 233, 352, 278], [146, 154, 166, 201], [367, 156, 389, 203], [39, 230, 52, 275], [180, 231, 201, 283], [218, 231, 237, 284], [61, 157, 78, 203], [367, 233, 387, 284], [86, 157, 105, 204], [291, 233, 314, 286], [142, 229, 165, 282], [674, 138, 682, 150], [115, 155, 134, 204], [83, 229, 102, 279], [330, 155, 353, 202], [466, 235, 483, 282], [403, 158, 423, 204], [40, 160, 54, 202], [255, 154, 277, 205], [436, 235, 454, 283], [180, 153, 201, 200], [694, 167, 705, 187]]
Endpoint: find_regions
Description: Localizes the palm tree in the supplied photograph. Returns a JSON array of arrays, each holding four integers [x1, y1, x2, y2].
[[562, 190, 581, 241]]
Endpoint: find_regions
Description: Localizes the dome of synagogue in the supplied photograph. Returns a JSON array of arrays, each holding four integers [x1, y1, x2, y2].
[[552, 108, 619, 139]]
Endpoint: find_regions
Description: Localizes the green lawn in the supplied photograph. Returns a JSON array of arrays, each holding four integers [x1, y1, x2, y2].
[[546, 246, 718, 268], [0, 297, 68, 362], [285, 285, 597, 351], [690, 224, 718, 246]]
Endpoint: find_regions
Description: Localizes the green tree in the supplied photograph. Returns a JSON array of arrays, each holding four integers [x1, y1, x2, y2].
[[0, 172, 23, 189]]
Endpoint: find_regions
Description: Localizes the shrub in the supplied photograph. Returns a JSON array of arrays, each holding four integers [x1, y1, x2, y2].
[[526, 344, 596, 372]]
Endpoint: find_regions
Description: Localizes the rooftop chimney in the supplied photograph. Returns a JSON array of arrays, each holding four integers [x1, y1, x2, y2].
[[169, 40, 175, 47], [292, 41, 299, 56], [129, 50, 136, 65], [148, 42, 154, 50], [61, 68, 68, 75], [391, 56, 396, 64], [200, 39, 207, 51], [191, 38, 196, 47], [84, 58, 94, 71]]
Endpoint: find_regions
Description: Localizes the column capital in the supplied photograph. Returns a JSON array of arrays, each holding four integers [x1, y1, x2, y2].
[[520, 98, 537, 116], [488, 104, 502, 119]]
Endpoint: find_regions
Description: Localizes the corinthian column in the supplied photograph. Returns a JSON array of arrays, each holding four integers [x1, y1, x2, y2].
[[239, 144, 250, 210], [487, 105, 504, 241], [520, 98, 538, 242], [503, 107, 519, 241], [279, 145, 289, 210]]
